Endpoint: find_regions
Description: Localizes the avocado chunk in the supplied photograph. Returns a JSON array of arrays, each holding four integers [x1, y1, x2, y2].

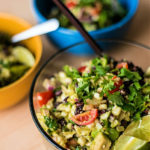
[[90, 132, 111, 150]]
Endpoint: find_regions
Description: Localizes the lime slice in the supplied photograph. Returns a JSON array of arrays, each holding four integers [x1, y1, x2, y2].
[[124, 115, 150, 141], [12, 46, 35, 67], [112, 134, 150, 150]]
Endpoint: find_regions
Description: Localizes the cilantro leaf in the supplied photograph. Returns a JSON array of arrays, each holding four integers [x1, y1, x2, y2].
[[80, 0, 95, 6], [76, 80, 93, 103], [95, 66, 106, 76], [119, 68, 142, 81], [108, 92, 124, 106], [44, 116, 58, 131], [128, 85, 137, 101], [91, 129, 100, 138], [134, 82, 141, 90], [63, 65, 80, 79], [123, 103, 135, 112]]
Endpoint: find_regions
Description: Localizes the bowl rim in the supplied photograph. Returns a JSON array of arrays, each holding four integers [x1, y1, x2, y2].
[[32, 0, 139, 35], [0, 13, 42, 92], [29, 39, 150, 150]]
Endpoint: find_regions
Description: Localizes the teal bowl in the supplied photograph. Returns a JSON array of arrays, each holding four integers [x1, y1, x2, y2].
[[32, 0, 139, 55]]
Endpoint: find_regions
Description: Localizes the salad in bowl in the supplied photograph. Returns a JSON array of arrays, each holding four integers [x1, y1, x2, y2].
[[49, 0, 127, 31], [30, 40, 150, 150]]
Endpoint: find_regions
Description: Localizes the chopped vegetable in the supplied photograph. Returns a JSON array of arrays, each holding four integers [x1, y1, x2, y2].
[[78, 66, 86, 73], [71, 109, 98, 125], [116, 62, 128, 69], [35, 55, 150, 150], [48, 0, 127, 31], [36, 90, 53, 107], [0, 44, 34, 88]]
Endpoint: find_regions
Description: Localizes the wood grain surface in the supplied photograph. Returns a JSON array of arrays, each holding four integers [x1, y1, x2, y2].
[[0, 0, 150, 150]]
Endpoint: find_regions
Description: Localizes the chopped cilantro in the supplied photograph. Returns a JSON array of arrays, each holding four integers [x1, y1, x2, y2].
[[101, 55, 108, 67], [44, 116, 58, 131], [80, 0, 95, 6], [133, 112, 142, 121], [94, 65, 106, 76], [75, 146, 81, 150], [91, 129, 100, 138], [134, 82, 141, 90], [63, 65, 80, 79], [108, 92, 124, 106], [92, 57, 102, 66], [128, 85, 137, 101], [69, 120, 76, 125], [119, 68, 142, 81]]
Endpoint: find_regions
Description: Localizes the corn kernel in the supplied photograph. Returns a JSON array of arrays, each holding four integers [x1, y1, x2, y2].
[[112, 105, 121, 116], [99, 104, 107, 110]]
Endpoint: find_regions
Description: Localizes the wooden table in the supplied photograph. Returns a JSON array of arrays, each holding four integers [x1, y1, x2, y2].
[[0, 0, 150, 149]]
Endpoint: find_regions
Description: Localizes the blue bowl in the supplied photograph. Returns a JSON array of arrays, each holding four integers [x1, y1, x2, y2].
[[32, 0, 139, 55]]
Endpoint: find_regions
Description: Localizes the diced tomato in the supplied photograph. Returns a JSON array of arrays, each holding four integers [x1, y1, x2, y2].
[[91, 8, 100, 16], [78, 66, 86, 73], [109, 76, 123, 94], [112, 75, 117, 80], [36, 90, 53, 107], [71, 109, 98, 125], [116, 62, 128, 69], [66, 1, 76, 9]]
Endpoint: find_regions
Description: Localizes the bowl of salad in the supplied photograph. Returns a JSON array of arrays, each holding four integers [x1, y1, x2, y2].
[[32, 0, 139, 55], [30, 39, 150, 150], [0, 13, 42, 109]]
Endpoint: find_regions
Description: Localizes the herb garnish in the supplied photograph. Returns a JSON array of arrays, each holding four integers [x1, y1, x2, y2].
[[108, 92, 124, 106], [44, 116, 58, 131], [119, 68, 142, 81]]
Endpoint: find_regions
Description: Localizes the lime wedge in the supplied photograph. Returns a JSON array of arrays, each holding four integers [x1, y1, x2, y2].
[[12, 46, 35, 67], [124, 115, 150, 141], [112, 134, 150, 150]]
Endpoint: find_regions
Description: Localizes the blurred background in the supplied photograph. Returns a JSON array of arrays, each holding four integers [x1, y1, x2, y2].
[[0, 0, 150, 150]]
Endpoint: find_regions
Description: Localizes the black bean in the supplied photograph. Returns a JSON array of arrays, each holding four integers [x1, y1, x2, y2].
[[121, 120, 128, 127], [112, 60, 118, 68], [127, 62, 134, 70], [92, 66, 96, 70], [99, 110, 106, 115], [75, 83, 78, 88], [72, 125, 75, 130], [75, 102, 84, 115], [76, 102, 84, 107], [123, 81, 132, 94], [58, 118, 67, 126], [142, 109, 149, 116], [54, 102, 62, 108], [133, 66, 144, 76], [55, 90, 62, 96], [127, 61, 144, 77], [64, 96, 69, 103], [100, 122, 104, 126], [139, 79, 145, 86]]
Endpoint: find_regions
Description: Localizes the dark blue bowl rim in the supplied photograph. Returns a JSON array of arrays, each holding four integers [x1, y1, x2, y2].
[[29, 39, 150, 150], [32, 0, 139, 35]]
